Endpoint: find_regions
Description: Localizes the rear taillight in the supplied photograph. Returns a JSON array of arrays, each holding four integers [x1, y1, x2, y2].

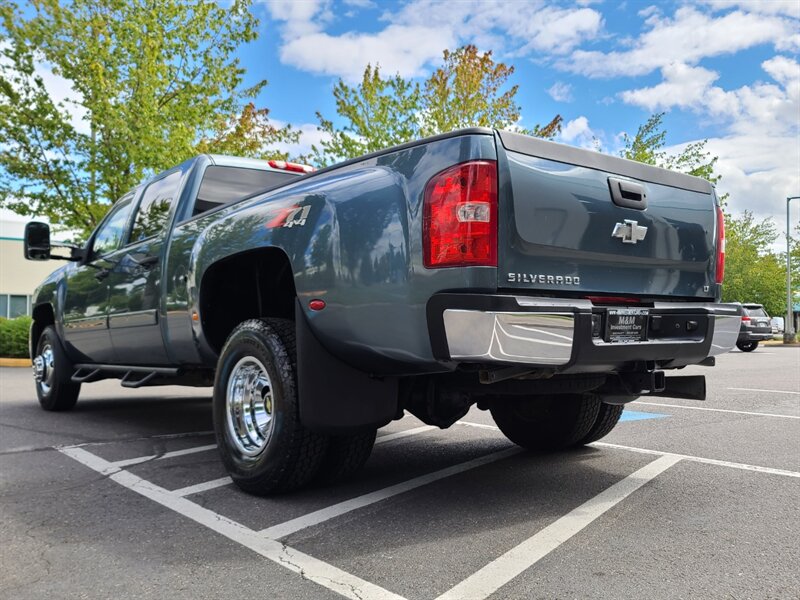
[[715, 206, 725, 284], [741, 315, 751, 322], [423, 161, 498, 268]]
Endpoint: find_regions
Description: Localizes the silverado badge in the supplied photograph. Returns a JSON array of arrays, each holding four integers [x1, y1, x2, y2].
[[612, 219, 648, 244]]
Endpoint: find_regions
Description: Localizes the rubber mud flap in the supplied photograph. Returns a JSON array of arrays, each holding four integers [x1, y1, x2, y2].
[[296, 302, 398, 433]]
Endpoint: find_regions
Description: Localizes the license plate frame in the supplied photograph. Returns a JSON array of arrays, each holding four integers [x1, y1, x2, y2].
[[604, 308, 650, 343]]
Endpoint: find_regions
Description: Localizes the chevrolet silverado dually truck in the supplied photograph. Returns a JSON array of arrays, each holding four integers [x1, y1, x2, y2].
[[23, 128, 741, 494]]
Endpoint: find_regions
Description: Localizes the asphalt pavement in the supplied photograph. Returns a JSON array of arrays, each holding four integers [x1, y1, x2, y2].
[[1, 346, 798, 600]]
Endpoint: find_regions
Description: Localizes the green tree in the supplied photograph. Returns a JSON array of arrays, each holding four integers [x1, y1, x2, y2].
[[420, 45, 561, 138], [312, 45, 561, 166], [311, 64, 421, 167], [722, 211, 786, 315], [0, 0, 294, 237], [620, 113, 721, 187]]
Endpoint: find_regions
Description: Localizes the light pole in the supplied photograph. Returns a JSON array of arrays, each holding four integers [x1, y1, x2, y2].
[[785, 196, 799, 343]]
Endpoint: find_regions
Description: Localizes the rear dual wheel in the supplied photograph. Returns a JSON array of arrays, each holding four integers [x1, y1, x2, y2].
[[489, 394, 624, 450], [213, 318, 375, 496]]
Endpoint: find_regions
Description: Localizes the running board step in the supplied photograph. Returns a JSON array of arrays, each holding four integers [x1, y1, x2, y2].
[[72, 364, 180, 387]]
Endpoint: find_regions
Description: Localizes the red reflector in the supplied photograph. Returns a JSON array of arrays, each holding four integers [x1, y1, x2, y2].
[[585, 296, 641, 305], [308, 299, 326, 311], [715, 206, 725, 285], [423, 161, 497, 268], [268, 160, 316, 174]]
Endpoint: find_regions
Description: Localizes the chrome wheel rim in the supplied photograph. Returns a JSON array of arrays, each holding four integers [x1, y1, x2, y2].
[[225, 356, 274, 457], [33, 343, 55, 395]]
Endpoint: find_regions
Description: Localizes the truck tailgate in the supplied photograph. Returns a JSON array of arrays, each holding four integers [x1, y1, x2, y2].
[[496, 131, 718, 299]]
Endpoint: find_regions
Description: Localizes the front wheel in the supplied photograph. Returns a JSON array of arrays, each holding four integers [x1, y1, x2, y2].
[[213, 318, 328, 495], [34, 326, 80, 411], [489, 394, 600, 451], [737, 341, 759, 352]]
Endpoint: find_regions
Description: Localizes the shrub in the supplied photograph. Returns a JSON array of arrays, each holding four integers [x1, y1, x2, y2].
[[0, 316, 32, 358]]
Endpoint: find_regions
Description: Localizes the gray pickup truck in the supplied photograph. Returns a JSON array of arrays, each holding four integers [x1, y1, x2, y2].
[[24, 128, 740, 494]]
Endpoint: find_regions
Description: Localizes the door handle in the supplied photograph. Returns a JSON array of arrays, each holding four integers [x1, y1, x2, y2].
[[608, 177, 648, 210], [131, 254, 159, 267], [94, 268, 110, 281]]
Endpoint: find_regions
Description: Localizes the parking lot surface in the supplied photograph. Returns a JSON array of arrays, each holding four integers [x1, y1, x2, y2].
[[1, 347, 798, 599]]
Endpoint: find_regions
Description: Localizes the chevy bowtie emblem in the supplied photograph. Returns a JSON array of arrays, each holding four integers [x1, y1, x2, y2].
[[612, 219, 648, 244]]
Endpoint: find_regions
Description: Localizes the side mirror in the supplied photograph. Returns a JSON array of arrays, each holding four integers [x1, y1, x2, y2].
[[24, 222, 51, 260]]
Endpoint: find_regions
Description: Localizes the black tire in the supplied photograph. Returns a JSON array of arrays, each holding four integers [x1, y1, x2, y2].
[[315, 430, 377, 484], [489, 393, 601, 451], [213, 318, 328, 495], [737, 341, 758, 352], [574, 401, 624, 445], [34, 326, 80, 411]]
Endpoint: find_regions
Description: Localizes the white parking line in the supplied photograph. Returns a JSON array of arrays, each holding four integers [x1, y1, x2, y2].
[[109, 426, 434, 471], [62, 430, 215, 448], [436, 455, 682, 600], [728, 387, 800, 395], [110, 443, 218, 468], [593, 442, 800, 478], [171, 476, 233, 497], [60, 446, 405, 600], [261, 447, 520, 539], [455, 421, 800, 478], [456, 420, 499, 431], [632, 401, 800, 419], [374, 425, 436, 444]]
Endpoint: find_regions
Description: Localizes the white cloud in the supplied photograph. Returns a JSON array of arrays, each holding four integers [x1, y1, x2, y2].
[[621, 55, 800, 222], [562, 6, 799, 78], [618, 62, 720, 111], [676, 134, 800, 223], [271, 121, 331, 160], [279, 25, 455, 81], [620, 56, 800, 136], [263, 0, 603, 81], [546, 81, 573, 102], [558, 116, 598, 149], [699, 0, 800, 18]]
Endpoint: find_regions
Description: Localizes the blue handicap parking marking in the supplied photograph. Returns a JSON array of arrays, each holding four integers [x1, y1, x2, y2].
[[619, 409, 669, 422]]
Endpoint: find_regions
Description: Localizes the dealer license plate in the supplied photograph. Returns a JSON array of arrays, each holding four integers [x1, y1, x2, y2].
[[605, 308, 649, 343]]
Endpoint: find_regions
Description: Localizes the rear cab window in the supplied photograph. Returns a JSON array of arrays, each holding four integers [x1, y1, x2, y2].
[[191, 166, 296, 218]]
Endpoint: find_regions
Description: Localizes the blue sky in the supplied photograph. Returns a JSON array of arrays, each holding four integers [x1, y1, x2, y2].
[[236, 0, 800, 226]]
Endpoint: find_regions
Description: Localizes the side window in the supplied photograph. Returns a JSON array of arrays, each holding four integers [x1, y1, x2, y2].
[[130, 170, 181, 243], [91, 195, 135, 258], [192, 166, 295, 217]]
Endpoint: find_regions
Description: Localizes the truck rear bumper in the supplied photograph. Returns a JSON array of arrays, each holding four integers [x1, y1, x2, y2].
[[427, 294, 741, 371]]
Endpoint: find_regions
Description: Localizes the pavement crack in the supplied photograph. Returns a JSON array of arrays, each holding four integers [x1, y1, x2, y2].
[[277, 541, 365, 600]]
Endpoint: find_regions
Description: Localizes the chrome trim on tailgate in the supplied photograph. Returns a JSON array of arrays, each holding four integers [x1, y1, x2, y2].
[[443, 310, 574, 365]]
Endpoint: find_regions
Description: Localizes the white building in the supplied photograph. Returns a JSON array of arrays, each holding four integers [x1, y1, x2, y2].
[[0, 209, 62, 318]]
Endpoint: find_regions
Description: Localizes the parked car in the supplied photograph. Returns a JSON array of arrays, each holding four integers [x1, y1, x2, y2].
[[770, 316, 784, 334], [737, 304, 773, 351], [23, 128, 740, 495]]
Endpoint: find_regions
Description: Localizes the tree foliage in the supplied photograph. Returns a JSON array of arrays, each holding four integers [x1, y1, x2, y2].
[[620, 113, 721, 187], [312, 45, 561, 166], [311, 65, 421, 166], [722, 211, 786, 316], [0, 0, 294, 237]]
